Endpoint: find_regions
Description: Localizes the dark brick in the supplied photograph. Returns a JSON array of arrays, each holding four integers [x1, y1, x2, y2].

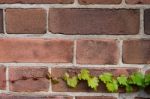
[[9, 66, 50, 92], [0, 0, 73, 4], [126, 0, 150, 4], [0, 38, 73, 63], [77, 39, 119, 65], [0, 66, 6, 90], [144, 9, 150, 35], [79, 0, 122, 4], [6, 9, 46, 34], [49, 9, 140, 35], [123, 40, 150, 64], [0, 9, 3, 33], [0, 94, 73, 99], [76, 96, 117, 99]]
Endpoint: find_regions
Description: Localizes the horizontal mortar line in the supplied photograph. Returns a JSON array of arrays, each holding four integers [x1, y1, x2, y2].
[[75, 64, 145, 68], [0, 63, 147, 68], [0, 4, 150, 9], [50, 92, 119, 97], [0, 34, 150, 40], [0, 63, 74, 67], [0, 91, 119, 97]]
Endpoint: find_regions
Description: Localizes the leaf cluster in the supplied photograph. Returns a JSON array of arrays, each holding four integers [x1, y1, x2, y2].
[[63, 69, 150, 93]]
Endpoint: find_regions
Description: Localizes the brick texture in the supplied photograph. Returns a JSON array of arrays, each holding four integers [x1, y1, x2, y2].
[[79, 0, 122, 4], [135, 97, 149, 99], [145, 69, 150, 94], [76, 96, 117, 99], [77, 39, 119, 64], [0, 0, 149, 97], [0, 94, 73, 99], [0, 66, 6, 90], [144, 9, 150, 35], [51, 68, 139, 92], [126, 0, 150, 4], [0, 9, 3, 33], [123, 40, 150, 64], [0, 0, 74, 4], [49, 9, 139, 35], [0, 38, 73, 63], [9, 67, 49, 92], [6, 9, 46, 34]]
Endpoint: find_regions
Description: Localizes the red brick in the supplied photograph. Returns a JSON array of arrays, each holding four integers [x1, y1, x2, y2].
[[135, 97, 149, 99], [145, 70, 150, 94], [79, 0, 122, 4], [77, 39, 119, 64], [9, 67, 49, 92], [0, 9, 3, 33], [144, 9, 150, 35], [123, 40, 150, 64], [51, 67, 138, 92], [6, 9, 46, 34], [0, 94, 73, 99], [76, 96, 117, 99], [126, 0, 150, 4], [0, 38, 73, 63], [0, 66, 6, 90], [49, 9, 140, 35], [0, 0, 73, 4]]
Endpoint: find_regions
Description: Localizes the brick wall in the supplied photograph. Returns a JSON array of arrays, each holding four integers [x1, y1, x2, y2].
[[0, 0, 149, 99]]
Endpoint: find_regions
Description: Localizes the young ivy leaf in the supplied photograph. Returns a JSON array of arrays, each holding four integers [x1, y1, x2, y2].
[[130, 72, 145, 88], [145, 74, 150, 86], [117, 75, 128, 86], [78, 69, 90, 80], [99, 73, 112, 84], [106, 79, 118, 92], [87, 76, 99, 91], [64, 73, 78, 88]]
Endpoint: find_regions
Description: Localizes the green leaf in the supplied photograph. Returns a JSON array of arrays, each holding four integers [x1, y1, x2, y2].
[[145, 74, 150, 86], [125, 85, 133, 93], [64, 73, 78, 88], [117, 75, 128, 86], [78, 69, 90, 80], [106, 79, 118, 92], [99, 73, 112, 84], [87, 76, 99, 91], [66, 76, 78, 88], [64, 73, 69, 81], [130, 72, 145, 88]]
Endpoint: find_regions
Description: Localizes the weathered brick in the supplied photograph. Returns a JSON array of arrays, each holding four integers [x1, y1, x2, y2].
[[49, 9, 140, 35], [0, 0, 73, 4], [0, 94, 73, 99], [9, 67, 49, 92], [79, 0, 122, 4], [123, 40, 150, 64], [76, 96, 117, 99], [126, 0, 150, 4], [145, 69, 150, 94], [0, 66, 6, 90], [51, 68, 138, 92], [0, 38, 73, 63], [0, 9, 3, 33], [135, 97, 149, 99], [77, 39, 119, 64], [6, 9, 46, 34], [144, 9, 150, 35]]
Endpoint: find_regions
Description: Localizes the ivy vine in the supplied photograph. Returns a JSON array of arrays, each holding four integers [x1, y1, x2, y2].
[[62, 69, 150, 93]]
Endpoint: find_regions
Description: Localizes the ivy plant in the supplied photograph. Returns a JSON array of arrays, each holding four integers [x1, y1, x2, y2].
[[62, 69, 150, 93]]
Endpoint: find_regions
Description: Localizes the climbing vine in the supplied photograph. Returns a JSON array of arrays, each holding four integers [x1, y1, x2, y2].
[[62, 69, 150, 93]]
